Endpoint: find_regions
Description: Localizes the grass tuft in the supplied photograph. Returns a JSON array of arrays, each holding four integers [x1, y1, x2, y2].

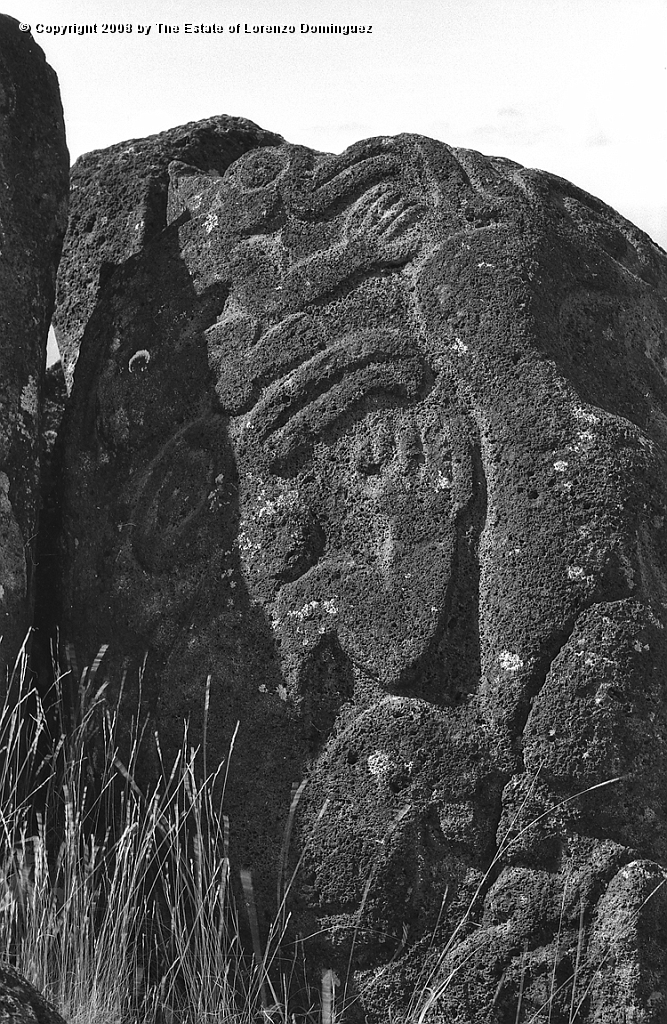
[[0, 637, 316, 1023], [1, 635, 665, 1023]]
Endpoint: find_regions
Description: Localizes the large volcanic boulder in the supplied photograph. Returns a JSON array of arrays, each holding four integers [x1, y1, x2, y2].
[[52, 116, 284, 391], [53, 127, 667, 1021], [0, 16, 68, 683]]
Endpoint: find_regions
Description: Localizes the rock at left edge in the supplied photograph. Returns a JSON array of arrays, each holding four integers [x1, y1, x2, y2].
[[0, 16, 68, 682]]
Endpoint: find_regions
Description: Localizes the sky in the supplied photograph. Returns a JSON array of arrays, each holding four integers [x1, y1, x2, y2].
[[2, 0, 666, 362]]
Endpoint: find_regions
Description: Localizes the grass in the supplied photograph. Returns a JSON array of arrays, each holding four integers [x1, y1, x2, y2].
[[0, 635, 317, 1023], [0, 633, 665, 1024]]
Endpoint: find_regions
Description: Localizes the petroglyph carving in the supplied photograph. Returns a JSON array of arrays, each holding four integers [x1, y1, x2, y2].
[[55, 125, 667, 1022]]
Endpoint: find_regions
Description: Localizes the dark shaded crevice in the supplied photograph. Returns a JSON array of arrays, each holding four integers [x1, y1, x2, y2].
[[296, 633, 355, 757], [511, 584, 638, 751], [31, 360, 68, 703], [394, 426, 487, 707], [509, 614, 583, 745]]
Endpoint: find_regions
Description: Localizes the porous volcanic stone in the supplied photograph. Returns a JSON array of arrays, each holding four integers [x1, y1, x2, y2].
[[0, 16, 68, 683], [0, 961, 67, 1023], [53, 127, 667, 1022], [52, 116, 284, 390]]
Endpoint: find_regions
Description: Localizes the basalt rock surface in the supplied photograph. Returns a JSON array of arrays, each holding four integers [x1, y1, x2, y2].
[[52, 116, 284, 391], [52, 125, 667, 1022], [0, 962, 67, 1024], [0, 15, 68, 683]]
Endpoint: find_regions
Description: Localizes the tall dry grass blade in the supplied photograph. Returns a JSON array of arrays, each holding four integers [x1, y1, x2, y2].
[[321, 967, 338, 1024], [202, 673, 211, 785], [515, 939, 528, 1024], [568, 898, 585, 1024], [240, 867, 269, 1010], [64, 643, 79, 686], [277, 779, 307, 916], [88, 644, 108, 685], [546, 872, 570, 1024]]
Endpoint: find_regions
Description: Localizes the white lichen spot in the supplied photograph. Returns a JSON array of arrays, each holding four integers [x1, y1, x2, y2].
[[633, 641, 650, 653], [436, 470, 452, 490], [367, 751, 393, 780], [322, 598, 338, 616], [111, 335, 121, 353], [576, 430, 596, 446], [276, 684, 288, 702], [258, 684, 267, 693], [451, 338, 468, 355], [553, 460, 569, 473], [477, 261, 495, 269], [255, 487, 299, 520], [499, 651, 523, 673], [288, 600, 321, 622], [0, 584, 4, 602], [573, 407, 600, 427], [582, 651, 615, 669], [20, 377, 38, 418], [236, 531, 262, 559], [128, 349, 151, 374], [204, 210, 218, 234], [567, 565, 586, 581]]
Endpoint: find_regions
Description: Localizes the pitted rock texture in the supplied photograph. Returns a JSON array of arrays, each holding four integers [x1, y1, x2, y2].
[[52, 116, 284, 391], [53, 126, 667, 1022], [0, 962, 67, 1023], [0, 16, 68, 683]]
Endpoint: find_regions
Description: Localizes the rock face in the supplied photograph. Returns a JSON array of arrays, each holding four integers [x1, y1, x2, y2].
[[52, 116, 284, 391], [0, 962, 67, 1024], [53, 126, 667, 1021], [0, 16, 68, 683]]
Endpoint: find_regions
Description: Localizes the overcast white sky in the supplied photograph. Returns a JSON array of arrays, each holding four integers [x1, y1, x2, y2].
[[3, 0, 666, 360]]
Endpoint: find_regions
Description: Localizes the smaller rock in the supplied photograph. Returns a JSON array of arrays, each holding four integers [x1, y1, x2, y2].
[[0, 962, 67, 1023]]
